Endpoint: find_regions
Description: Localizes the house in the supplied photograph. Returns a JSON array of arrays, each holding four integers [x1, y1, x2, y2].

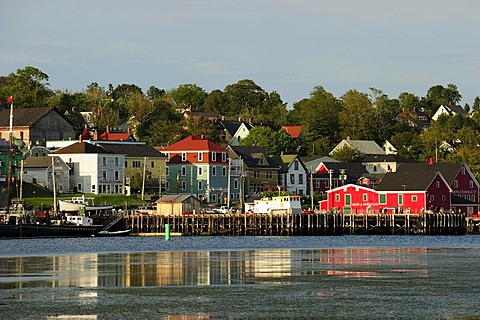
[[320, 168, 452, 214], [361, 154, 417, 174], [97, 141, 167, 197], [382, 140, 397, 155], [273, 154, 308, 195], [217, 118, 253, 146], [93, 126, 136, 142], [160, 136, 232, 204], [22, 156, 70, 193], [392, 109, 431, 129], [155, 194, 202, 216], [310, 162, 369, 195], [394, 162, 479, 215], [432, 104, 468, 121], [0, 107, 76, 147], [329, 137, 385, 157], [228, 145, 281, 198], [52, 140, 125, 194]]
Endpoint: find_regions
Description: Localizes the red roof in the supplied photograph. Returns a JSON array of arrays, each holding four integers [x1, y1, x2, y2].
[[280, 126, 303, 138], [98, 131, 133, 141], [161, 136, 227, 152]]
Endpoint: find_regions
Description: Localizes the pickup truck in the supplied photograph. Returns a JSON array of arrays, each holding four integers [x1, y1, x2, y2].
[[212, 206, 229, 214]]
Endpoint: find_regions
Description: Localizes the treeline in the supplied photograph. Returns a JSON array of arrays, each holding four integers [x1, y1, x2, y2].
[[2, 66, 480, 177]]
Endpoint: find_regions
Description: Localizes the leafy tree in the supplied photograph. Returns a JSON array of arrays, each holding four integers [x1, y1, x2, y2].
[[166, 84, 207, 110], [202, 89, 225, 114], [398, 92, 420, 112], [146, 86, 165, 100], [446, 145, 480, 179], [184, 116, 220, 143], [330, 146, 361, 162], [222, 79, 268, 119], [112, 84, 143, 100], [339, 89, 376, 140], [240, 126, 295, 155], [473, 97, 480, 112], [424, 84, 462, 115], [262, 91, 288, 128], [390, 131, 423, 160]]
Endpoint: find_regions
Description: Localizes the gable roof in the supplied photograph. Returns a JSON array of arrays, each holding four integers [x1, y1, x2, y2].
[[330, 139, 385, 156], [228, 145, 278, 169], [376, 169, 448, 191], [280, 126, 303, 138], [272, 154, 308, 172], [161, 136, 227, 152], [0, 107, 67, 128], [53, 141, 112, 155], [23, 156, 52, 168], [395, 162, 472, 185], [157, 194, 199, 203], [98, 142, 167, 158], [219, 120, 253, 136], [361, 154, 418, 164], [316, 162, 369, 180]]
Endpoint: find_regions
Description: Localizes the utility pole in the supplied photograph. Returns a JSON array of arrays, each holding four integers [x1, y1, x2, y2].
[[141, 156, 146, 200]]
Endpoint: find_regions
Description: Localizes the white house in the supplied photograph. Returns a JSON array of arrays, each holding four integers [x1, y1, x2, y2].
[[52, 141, 125, 194], [22, 156, 70, 193], [275, 154, 308, 195], [329, 137, 385, 156], [432, 104, 468, 121]]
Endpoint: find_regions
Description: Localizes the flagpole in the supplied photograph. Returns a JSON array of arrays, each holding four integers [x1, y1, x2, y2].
[[5, 96, 14, 217]]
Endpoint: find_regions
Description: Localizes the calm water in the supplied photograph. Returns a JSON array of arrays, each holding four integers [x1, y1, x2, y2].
[[1, 236, 480, 319]]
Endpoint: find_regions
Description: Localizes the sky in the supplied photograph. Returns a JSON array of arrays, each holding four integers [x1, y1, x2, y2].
[[1, 0, 479, 108]]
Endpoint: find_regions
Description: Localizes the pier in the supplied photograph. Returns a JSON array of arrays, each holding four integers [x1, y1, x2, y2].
[[124, 212, 468, 236]]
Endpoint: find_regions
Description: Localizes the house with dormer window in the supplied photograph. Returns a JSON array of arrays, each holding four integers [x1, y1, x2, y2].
[[217, 118, 254, 146], [160, 136, 231, 204], [273, 154, 308, 195], [228, 145, 280, 198]]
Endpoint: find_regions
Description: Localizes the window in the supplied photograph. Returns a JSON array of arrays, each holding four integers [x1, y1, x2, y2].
[[166, 153, 170, 162], [212, 152, 217, 161], [198, 166, 203, 176], [266, 171, 273, 179], [115, 157, 119, 166], [222, 152, 227, 162], [469, 180, 474, 188], [412, 195, 417, 202], [430, 195, 435, 201], [102, 171, 107, 179], [212, 166, 216, 176], [363, 194, 367, 201], [102, 157, 107, 166], [299, 174, 304, 184], [442, 195, 446, 201], [92, 185, 96, 191], [181, 166, 186, 176], [125, 160, 128, 168], [166, 181, 169, 190], [290, 174, 295, 184], [462, 167, 465, 175], [151, 161, 155, 168], [453, 180, 458, 188], [222, 166, 227, 176], [77, 184, 82, 191], [182, 152, 186, 162], [473, 195, 476, 202], [335, 194, 340, 202], [166, 167, 169, 176], [198, 181, 203, 190], [115, 171, 119, 180], [212, 193, 217, 202], [254, 171, 260, 178], [294, 161, 299, 170], [398, 194, 403, 205], [198, 152, 203, 161], [436, 181, 440, 188], [379, 194, 386, 204], [373, 165, 377, 172], [181, 180, 186, 190], [133, 160, 141, 168], [234, 179, 238, 189]]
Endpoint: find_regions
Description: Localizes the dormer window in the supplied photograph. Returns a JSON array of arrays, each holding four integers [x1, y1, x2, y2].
[[222, 152, 227, 162], [198, 152, 203, 161], [212, 152, 217, 162], [182, 152, 187, 162]]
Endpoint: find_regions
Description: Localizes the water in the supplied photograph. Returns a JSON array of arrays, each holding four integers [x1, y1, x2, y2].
[[1, 235, 480, 319]]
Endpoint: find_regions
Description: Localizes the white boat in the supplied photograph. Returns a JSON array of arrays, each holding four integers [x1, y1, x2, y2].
[[58, 195, 114, 212]]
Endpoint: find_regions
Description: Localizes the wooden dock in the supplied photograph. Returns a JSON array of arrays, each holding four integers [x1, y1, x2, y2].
[[124, 212, 468, 236]]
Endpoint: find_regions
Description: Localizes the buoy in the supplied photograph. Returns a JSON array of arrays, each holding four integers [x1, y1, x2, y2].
[[165, 223, 171, 241]]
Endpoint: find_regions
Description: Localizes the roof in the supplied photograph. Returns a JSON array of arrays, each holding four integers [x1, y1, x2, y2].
[[376, 169, 441, 191], [23, 156, 52, 168], [317, 162, 369, 180], [272, 154, 307, 172], [330, 139, 385, 156], [161, 136, 227, 152], [229, 145, 279, 169], [361, 154, 418, 164], [395, 162, 466, 185], [0, 107, 65, 128], [280, 126, 303, 138], [219, 120, 253, 136], [53, 141, 112, 155], [98, 142, 167, 158], [98, 131, 135, 141], [157, 194, 199, 203]]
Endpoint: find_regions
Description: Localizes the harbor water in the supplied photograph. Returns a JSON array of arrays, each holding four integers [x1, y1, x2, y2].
[[1, 235, 480, 319]]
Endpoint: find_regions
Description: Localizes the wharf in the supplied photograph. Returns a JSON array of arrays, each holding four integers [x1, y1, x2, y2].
[[124, 212, 468, 236]]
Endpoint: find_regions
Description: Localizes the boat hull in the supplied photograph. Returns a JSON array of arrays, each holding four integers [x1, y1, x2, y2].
[[97, 229, 131, 237], [0, 224, 103, 238]]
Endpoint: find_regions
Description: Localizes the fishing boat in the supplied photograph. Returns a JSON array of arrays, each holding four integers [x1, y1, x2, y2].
[[58, 195, 114, 212]]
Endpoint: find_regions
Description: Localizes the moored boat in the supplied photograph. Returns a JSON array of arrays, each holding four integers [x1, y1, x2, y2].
[[97, 229, 131, 237], [58, 195, 113, 212]]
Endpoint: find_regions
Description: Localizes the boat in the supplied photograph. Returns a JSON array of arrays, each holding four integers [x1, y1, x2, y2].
[[96, 229, 131, 237], [58, 195, 114, 212], [0, 214, 104, 238]]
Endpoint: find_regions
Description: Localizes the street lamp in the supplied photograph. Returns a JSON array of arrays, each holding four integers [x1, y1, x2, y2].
[[32, 190, 36, 212]]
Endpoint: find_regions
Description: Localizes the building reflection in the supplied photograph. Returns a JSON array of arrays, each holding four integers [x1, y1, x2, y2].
[[0, 247, 427, 289]]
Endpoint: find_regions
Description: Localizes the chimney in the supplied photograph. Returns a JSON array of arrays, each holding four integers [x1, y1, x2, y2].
[[346, 136, 351, 140], [222, 116, 226, 121], [238, 117, 242, 122], [79, 135, 82, 142], [127, 127, 130, 133], [93, 131, 98, 140], [106, 125, 110, 133], [248, 117, 253, 124], [428, 156, 434, 165]]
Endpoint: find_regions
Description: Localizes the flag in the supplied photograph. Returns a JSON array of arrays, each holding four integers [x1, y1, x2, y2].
[[7, 96, 13, 103]]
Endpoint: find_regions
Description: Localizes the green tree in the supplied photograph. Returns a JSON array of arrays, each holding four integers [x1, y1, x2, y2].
[[339, 89, 376, 140], [222, 79, 268, 119], [166, 84, 207, 110], [330, 146, 361, 162], [473, 97, 480, 112], [240, 126, 295, 155], [202, 89, 225, 114], [146, 86, 165, 100]]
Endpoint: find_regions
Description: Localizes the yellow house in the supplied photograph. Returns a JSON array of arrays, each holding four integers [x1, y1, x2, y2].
[[98, 142, 167, 197]]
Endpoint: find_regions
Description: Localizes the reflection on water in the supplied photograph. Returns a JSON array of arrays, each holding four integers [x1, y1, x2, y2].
[[0, 248, 427, 289]]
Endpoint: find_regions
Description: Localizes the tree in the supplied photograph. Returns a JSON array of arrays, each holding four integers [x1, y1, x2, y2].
[[339, 89, 376, 140], [222, 79, 268, 119], [202, 89, 225, 114], [240, 126, 295, 155], [473, 97, 480, 112], [146, 86, 165, 100], [184, 116, 220, 143], [166, 84, 207, 110], [425, 84, 462, 115], [330, 146, 361, 162]]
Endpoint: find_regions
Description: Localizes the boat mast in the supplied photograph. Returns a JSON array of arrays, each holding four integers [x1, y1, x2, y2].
[[5, 96, 14, 216]]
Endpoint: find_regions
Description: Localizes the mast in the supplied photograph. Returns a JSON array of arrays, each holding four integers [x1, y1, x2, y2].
[[5, 96, 14, 216]]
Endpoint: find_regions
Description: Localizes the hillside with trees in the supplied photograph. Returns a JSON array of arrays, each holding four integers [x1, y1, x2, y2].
[[2, 66, 480, 177]]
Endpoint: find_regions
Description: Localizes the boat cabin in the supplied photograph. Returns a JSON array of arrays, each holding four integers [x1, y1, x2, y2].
[[66, 215, 94, 226]]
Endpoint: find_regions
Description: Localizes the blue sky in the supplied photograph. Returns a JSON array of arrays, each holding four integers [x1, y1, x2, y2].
[[1, 0, 479, 108]]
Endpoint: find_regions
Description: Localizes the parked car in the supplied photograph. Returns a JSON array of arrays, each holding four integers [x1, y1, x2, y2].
[[135, 206, 156, 215], [212, 206, 229, 214]]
